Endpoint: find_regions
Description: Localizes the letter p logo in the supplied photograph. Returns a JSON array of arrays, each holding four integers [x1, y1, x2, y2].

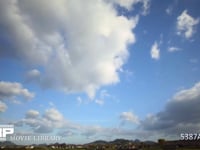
[[0, 125, 14, 141], [2, 128, 14, 137]]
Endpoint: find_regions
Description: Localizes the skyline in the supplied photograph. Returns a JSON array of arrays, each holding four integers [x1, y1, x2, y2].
[[0, 0, 200, 144]]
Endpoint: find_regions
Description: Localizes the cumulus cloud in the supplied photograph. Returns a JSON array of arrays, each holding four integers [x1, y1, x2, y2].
[[19, 108, 66, 133], [0, 0, 141, 98], [141, 82, 200, 137], [150, 42, 160, 60], [177, 10, 199, 39], [44, 108, 64, 121], [17, 108, 86, 134], [120, 111, 140, 125], [0, 81, 35, 101], [26, 109, 40, 118], [0, 101, 7, 112]]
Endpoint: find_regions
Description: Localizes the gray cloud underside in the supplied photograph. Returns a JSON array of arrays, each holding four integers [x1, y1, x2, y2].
[[141, 82, 200, 137]]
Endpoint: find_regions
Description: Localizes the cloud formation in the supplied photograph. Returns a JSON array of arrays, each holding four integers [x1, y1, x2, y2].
[[44, 108, 64, 122], [177, 10, 199, 39], [0, 81, 35, 101], [0, 81, 33, 113], [150, 42, 160, 60], [26, 110, 40, 118], [141, 82, 200, 137], [16, 80, 200, 141], [19, 108, 66, 133], [15, 108, 143, 140], [120, 111, 140, 125], [0, 0, 142, 98]]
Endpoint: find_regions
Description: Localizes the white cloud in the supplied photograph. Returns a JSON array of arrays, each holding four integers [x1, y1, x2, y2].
[[19, 108, 66, 133], [0, 0, 139, 99], [141, 0, 150, 15], [177, 10, 199, 39], [0, 81, 35, 101], [26, 110, 40, 118], [150, 42, 160, 60], [0, 101, 7, 112], [94, 90, 110, 105], [168, 46, 180, 52], [172, 82, 200, 102], [120, 111, 140, 124], [44, 108, 64, 121]]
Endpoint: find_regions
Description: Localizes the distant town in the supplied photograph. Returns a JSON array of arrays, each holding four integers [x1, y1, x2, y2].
[[1, 138, 200, 150]]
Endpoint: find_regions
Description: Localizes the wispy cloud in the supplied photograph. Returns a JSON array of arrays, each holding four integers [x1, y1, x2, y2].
[[166, 6, 173, 15], [95, 99, 104, 106], [190, 59, 198, 64], [177, 10, 199, 39], [165, 0, 178, 15], [168, 46, 181, 52]]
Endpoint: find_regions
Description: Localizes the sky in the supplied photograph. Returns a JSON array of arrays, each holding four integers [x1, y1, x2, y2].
[[0, 0, 200, 145]]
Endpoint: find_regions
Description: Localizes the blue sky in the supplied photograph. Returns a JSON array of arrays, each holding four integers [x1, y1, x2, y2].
[[0, 0, 200, 144]]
